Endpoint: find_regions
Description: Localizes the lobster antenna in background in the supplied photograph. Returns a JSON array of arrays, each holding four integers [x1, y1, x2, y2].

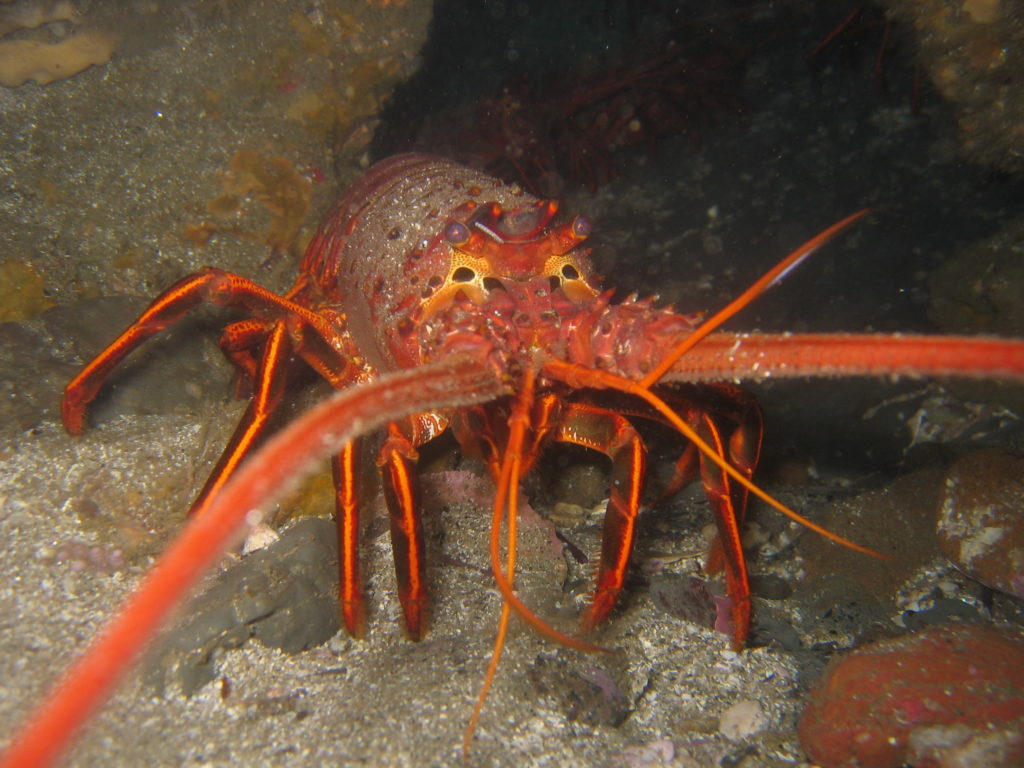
[[640, 209, 872, 389]]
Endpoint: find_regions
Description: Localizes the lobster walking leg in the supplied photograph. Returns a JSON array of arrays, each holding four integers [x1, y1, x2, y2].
[[62, 267, 345, 434], [218, 318, 269, 397], [642, 384, 764, 648], [548, 403, 647, 632], [189, 320, 294, 519], [333, 419, 438, 641], [455, 397, 647, 632], [693, 386, 764, 574], [693, 410, 757, 649], [19, 153, 1023, 768], [454, 394, 562, 481], [333, 440, 365, 638], [540, 357, 876, 650], [5, 356, 506, 768], [379, 421, 429, 640]]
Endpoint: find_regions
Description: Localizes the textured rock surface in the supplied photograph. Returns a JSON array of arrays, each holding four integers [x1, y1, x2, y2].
[[937, 450, 1024, 599], [0, 1, 115, 88], [928, 215, 1024, 340], [799, 623, 1024, 768], [142, 518, 342, 696], [1, 0, 431, 312], [884, 0, 1024, 174]]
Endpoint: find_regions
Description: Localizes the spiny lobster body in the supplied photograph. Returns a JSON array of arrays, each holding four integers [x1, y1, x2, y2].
[[60, 154, 725, 649], [304, 154, 695, 379], [6, 155, 1024, 768]]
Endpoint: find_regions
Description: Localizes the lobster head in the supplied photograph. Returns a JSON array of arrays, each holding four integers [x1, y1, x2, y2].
[[419, 199, 600, 320]]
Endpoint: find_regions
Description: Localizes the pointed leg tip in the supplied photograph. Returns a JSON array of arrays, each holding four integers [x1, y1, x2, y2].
[[402, 602, 429, 642], [61, 403, 85, 435], [341, 605, 367, 640], [580, 590, 619, 636]]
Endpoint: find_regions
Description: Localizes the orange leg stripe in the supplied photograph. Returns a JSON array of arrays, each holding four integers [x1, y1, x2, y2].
[[288, 319, 364, 391], [696, 413, 750, 648], [1, 355, 503, 768], [219, 318, 271, 395], [617, 437, 645, 573], [598, 435, 645, 585], [380, 431, 426, 640], [482, 371, 604, 654], [189, 321, 292, 520], [587, 430, 645, 629], [542, 358, 885, 556], [333, 441, 365, 638], [520, 393, 560, 476]]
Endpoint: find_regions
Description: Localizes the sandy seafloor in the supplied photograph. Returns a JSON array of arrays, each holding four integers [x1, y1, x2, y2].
[[2, 2, 1024, 767]]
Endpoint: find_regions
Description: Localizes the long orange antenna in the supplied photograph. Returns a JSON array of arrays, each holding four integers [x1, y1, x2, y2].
[[480, 373, 607, 652], [463, 366, 606, 757], [640, 209, 872, 388], [463, 371, 532, 758]]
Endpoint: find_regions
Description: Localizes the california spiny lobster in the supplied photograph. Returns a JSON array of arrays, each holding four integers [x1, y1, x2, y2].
[[4, 154, 1024, 767]]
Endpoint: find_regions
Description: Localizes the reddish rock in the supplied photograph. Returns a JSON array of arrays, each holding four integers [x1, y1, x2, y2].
[[937, 450, 1024, 599], [799, 623, 1024, 768]]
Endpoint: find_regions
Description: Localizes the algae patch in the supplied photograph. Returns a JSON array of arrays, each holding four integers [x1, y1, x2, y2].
[[0, 257, 53, 321]]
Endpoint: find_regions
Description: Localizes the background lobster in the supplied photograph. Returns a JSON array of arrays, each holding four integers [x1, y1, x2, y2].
[[4, 154, 1023, 768]]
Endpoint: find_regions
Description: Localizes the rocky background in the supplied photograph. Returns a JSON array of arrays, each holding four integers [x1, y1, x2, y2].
[[1, 1, 1022, 767]]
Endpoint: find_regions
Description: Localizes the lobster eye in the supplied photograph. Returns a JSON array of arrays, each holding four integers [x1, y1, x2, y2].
[[445, 222, 470, 245], [572, 216, 591, 238], [452, 266, 476, 282]]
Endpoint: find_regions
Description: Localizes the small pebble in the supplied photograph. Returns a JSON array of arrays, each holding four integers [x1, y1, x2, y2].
[[719, 699, 767, 741], [242, 522, 280, 554]]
